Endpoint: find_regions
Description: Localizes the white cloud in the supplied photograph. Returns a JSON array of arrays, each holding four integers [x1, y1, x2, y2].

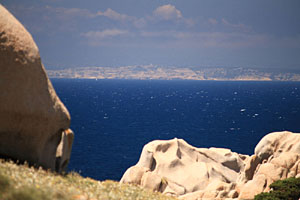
[[96, 6, 193, 28], [133, 18, 147, 28], [184, 18, 195, 27], [81, 29, 131, 46], [45, 6, 94, 19], [82, 29, 129, 39], [221, 18, 251, 32], [96, 8, 133, 21], [208, 18, 218, 25], [140, 31, 171, 38], [96, 8, 146, 28], [153, 4, 182, 20]]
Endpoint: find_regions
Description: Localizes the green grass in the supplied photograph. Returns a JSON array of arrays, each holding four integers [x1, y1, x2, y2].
[[0, 159, 176, 200]]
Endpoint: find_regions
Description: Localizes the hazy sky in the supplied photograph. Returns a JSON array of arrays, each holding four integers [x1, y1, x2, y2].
[[2, 0, 300, 70]]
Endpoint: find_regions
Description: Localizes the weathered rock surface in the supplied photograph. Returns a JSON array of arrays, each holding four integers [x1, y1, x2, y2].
[[121, 138, 248, 199], [0, 4, 73, 172], [121, 131, 300, 199], [237, 131, 300, 199]]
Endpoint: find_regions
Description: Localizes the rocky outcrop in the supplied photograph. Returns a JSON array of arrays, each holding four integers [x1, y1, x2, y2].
[[237, 131, 300, 199], [121, 131, 300, 199], [0, 4, 73, 172]]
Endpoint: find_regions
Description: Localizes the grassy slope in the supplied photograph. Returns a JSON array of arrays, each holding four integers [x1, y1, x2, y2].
[[0, 160, 176, 200]]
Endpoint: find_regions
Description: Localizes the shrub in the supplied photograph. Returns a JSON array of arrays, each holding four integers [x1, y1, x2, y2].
[[254, 177, 300, 200]]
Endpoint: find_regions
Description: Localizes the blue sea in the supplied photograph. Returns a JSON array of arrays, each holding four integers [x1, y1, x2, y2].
[[51, 79, 300, 181]]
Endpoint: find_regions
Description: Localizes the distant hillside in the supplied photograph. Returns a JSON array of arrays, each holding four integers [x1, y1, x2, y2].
[[47, 65, 300, 81]]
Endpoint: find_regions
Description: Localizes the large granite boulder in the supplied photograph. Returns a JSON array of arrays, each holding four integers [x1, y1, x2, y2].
[[0, 4, 73, 172], [238, 131, 300, 199], [121, 138, 248, 199], [121, 131, 300, 199]]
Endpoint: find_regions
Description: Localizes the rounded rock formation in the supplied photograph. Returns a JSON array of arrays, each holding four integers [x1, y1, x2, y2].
[[0, 4, 73, 172], [121, 131, 300, 200], [121, 138, 247, 199]]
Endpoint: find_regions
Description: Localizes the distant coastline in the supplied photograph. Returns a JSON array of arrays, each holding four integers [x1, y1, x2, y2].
[[47, 65, 300, 81]]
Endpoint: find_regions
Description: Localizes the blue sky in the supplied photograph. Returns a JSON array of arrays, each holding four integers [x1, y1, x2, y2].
[[2, 0, 300, 71]]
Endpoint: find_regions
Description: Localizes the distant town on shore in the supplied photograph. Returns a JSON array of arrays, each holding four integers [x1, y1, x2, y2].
[[47, 65, 300, 81]]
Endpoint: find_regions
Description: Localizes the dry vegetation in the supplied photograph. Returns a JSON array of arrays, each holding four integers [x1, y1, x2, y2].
[[0, 159, 176, 200]]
